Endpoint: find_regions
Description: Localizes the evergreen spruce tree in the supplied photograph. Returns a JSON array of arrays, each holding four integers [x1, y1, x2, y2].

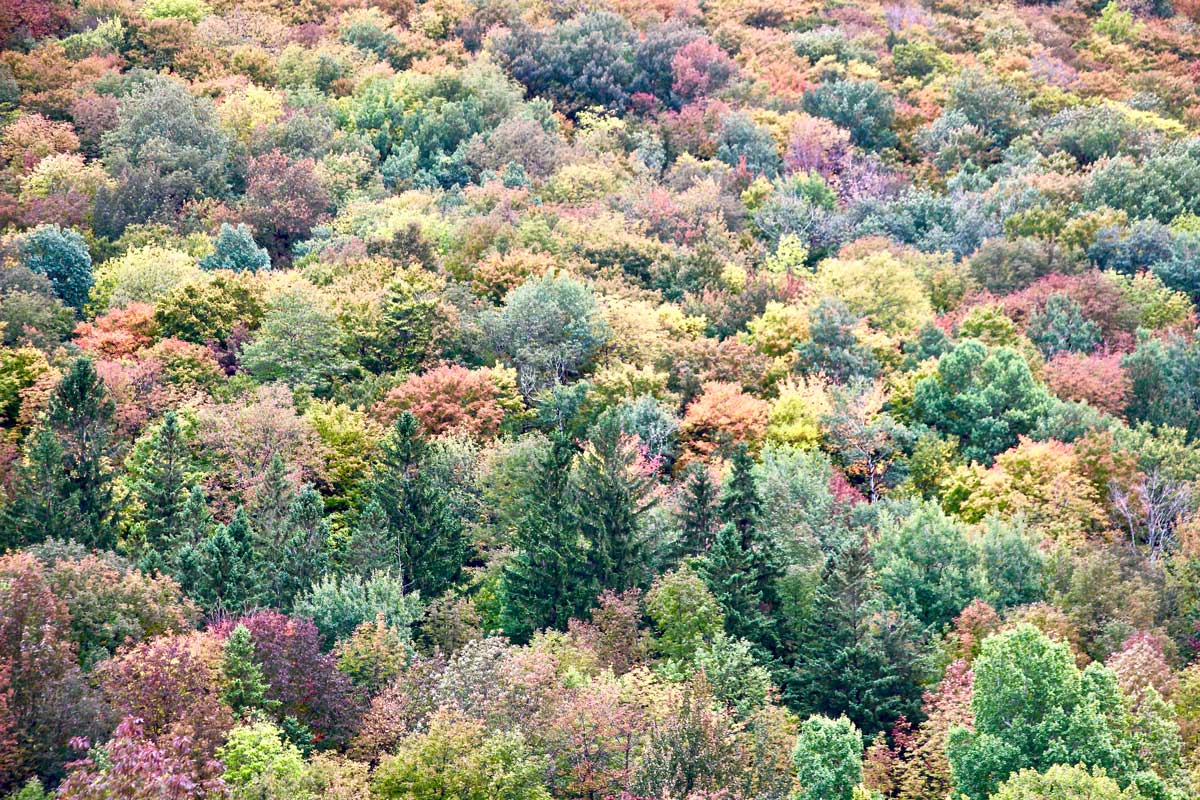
[[20, 357, 118, 549], [220, 623, 277, 717], [718, 444, 762, 546], [500, 433, 592, 642], [360, 413, 469, 597], [678, 462, 718, 557], [786, 538, 922, 736], [134, 411, 191, 570], [250, 453, 295, 555], [701, 444, 781, 655], [270, 486, 331, 608], [3, 427, 75, 549], [179, 508, 258, 614], [343, 497, 390, 574], [574, 413, 656, 593]]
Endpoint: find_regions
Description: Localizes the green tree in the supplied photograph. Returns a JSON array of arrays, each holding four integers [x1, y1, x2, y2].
[[677, 463, 717, 557], [574, 414, 657, 594], [1027, 293, 1102, 359], [356, 413, 470, 598], [220, 623, 276, 717], [10, 358, 119, 549], [18, 225, 93, 311], [241, 290, 353, 396], [947, 625, 1137, 800], [991, 764, 1141, 800], [645, 564, 725, 665], [873, 502, 983, 630], [912, 340, 1051, 464], [792, 714, 863, 800], [132, 411, 191, 572], [201, 223, 270, 272], [177, 508, 258, 613], [217, 720, 307, 800], [500, 433, 592, 642]]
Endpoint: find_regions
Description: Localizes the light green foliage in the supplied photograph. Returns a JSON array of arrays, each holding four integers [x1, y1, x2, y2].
[[792, 714, 863, 800], [218, 721, 308, 800]]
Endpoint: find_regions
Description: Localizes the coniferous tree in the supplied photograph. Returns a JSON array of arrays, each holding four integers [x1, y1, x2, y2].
[[358, 413, 469, 597], [500, 433, 592, 642], [178, 508, 258, 614], [574, 413, 657, 593], [10, 358, 119, 550], [678, 463, 717, 557], [220, 623, 277, 718], [786, 538, 922, 736], [3, 428, 75, 549], [250, 453, 295, 554], [702, 445, 781, 655], [133, 411, 191, 571], [269, 487, 331, 609]]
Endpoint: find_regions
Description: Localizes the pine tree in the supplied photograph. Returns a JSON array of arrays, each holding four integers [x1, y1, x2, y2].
[[270, 486, 331, 608], [360, 413, 469, 597], [220, 623, 277, 717], [574, 413, 657, 593], [678, 463, 717, 557], [718, 444, 762, 546], [250, 453, 294, 555], [500, 433, 592, 642], [701, 522, 776, 655], [3, 427, 76, 549], [786, 538, 922, 736], [47, 357, 118, 549], [179, 508, 258, 614], [135, 411, 191, 567]]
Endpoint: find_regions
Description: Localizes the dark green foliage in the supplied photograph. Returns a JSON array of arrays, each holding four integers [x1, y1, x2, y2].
[[353, 413, 470, 598], [220, 623, 277, 717], [1123, 332, 1200, 438], [787, 539, 922, 736], [500, 433, 592, 642], [18, 225, 93, 311], [795, 298, 879, 384], [132, 411, 191, 571], [802, 79, 897, 150], [677, 463, 717, 557], [716, 112, 781, 177], [574, 413, 657, 593], [176, 508, 258, 613], [1026, 293, 1101, 358], [6, 359, 117, 550]]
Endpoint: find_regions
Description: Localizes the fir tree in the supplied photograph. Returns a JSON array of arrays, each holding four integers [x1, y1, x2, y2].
[[3, 427, 75, 549], [678, 463, 717, 557], [701, 521, 776, 656], [500, 433, 592, 642], [220, 623, 277, 717], [360, 413, 469, 597], [718, 444, 762, 546], [30, 357, 117, 549], [269, 486, 331, 608], [574, 413, 657, 593], [786, 538, 922, 736], [179, 508, 258, 614], [250, 453, 295, 555], [134, 411, 191, 567]]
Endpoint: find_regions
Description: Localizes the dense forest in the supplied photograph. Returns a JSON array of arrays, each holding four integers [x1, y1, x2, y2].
[[4, 0, 1200, 796]]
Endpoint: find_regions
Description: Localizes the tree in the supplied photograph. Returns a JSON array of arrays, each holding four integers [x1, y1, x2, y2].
[[912, 340, 1051, 464], [873, 502, 983, 631], [176, 509, 258, 614], [793, 715, 863, 800], [18, 224, 92, 310], [574, 413, 658, 594], [485, 272, 609, 397], [373, 709, 551, 799], [795, 298, 879, 385], [218, 721, 308, 800], [677, 463, 718, 556], [355, 413, 470, 598], [200, 223, 270, 272], [645, 564, 725, 665], [241, 150, 331, 264], [802, 79, 897, 151], [220, 623, 276, 718], [990, 764, 1140, 800], [241, 289, 353, 396], [1026, 293, 1102, 359], [133, 411, 191, 572], [500, 433, 592, 642], [946, 625, 1136, 800], [7, 358, 118, 549]]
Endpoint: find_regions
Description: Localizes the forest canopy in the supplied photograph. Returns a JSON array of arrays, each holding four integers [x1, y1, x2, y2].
[[4, 0, 1200, 796]]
